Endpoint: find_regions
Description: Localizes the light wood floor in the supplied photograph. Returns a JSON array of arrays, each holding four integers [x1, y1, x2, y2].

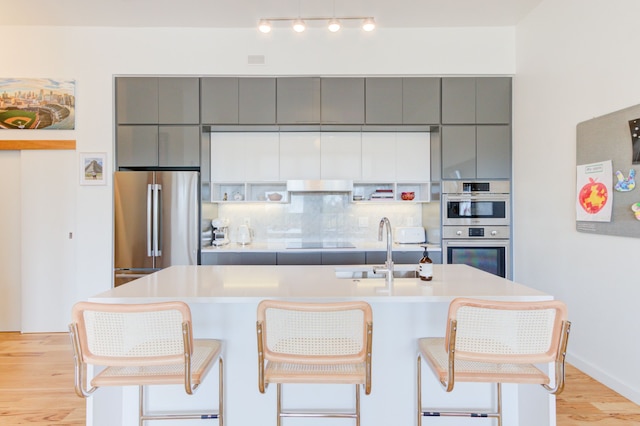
[[1, 332, 639, 425]]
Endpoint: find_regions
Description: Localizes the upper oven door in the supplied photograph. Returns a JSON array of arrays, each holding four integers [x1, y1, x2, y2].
[[442, 194, 510, 226]]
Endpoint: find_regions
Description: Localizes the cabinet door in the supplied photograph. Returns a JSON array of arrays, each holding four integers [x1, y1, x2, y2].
[[277, 252, 322, 265], [441, 77, 475, 124], [321, 78, 365, 124], [395, 132, 430, 181], [320, 132, 361, 179], [361, 133, 396, 181], [116, 77, 158, 124], [210, 133, 245, 181], [277, 77, 321, 124], [403, 77, 441, 124], [322, 252, 366, 265], [245, 133, 280, 181], [476, 77, 511, 124], [201, 77, 239, 124], [158, 125, 200, 167], [159, 77, 200, 124], [116, 125, 159, 167], [365, 78, 402, 124], [476, 125, 511, 179], [279, 132, 321, 180], [239, 78, 276, 124], [441, 125, 476, 179]]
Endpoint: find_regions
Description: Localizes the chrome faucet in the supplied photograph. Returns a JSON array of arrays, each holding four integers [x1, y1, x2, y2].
[[374, 217, 394, 284]]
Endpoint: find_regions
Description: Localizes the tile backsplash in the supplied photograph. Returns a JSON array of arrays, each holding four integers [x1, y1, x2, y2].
[[204, 193, 431, 245]]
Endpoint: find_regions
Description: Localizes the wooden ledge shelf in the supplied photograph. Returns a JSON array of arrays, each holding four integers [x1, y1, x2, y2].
[[0, 140, 76, 150]]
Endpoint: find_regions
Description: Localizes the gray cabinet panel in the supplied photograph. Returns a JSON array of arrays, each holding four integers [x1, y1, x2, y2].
[[321, 252, 366, 265], [201, 252, 277, 265], [441, 78, 476, 124], [158, 77, 200, 124], [441, 125, 477, 179], [158, 126, 200, 167], [366, 251, 422, 265], [403, 77, 441, 125], [239, 78, 276, 124], [476, 125, 511, 179], [476, 78, 511, 124], [116, 125, 159, 167], [201, 77, 239, 124], [365, 78, 403, 124], [116, 77, 158, 124], [277, 77, 321, 124], [277, 252, 322, 265], [321, 78, 365, 124]]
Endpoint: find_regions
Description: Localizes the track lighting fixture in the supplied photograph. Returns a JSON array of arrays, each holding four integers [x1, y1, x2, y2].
[[257, 16, 375, 33]]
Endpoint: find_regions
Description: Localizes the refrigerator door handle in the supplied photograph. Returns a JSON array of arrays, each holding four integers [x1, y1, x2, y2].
[[146, 183, 153, 257], [153, 184, 162, 256]]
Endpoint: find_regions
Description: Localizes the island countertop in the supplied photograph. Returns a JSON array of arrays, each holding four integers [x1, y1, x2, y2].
[[91, 264, 550, 303], [85, 264, 556, 426]]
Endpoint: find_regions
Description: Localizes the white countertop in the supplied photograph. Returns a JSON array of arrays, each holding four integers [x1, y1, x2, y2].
[[92, 264, 550, 303], [202, 241, 441, 253]]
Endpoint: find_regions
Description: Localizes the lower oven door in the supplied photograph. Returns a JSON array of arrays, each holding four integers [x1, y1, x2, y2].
[[442, 239, 511, 279]]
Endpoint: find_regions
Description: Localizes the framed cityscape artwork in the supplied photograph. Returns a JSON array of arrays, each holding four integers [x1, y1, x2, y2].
[[0, 78, 76, 130]]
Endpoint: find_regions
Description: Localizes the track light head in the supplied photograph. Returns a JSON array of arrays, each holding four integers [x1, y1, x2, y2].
[[362, 18, 376, 32], [328, 18, 341, 32], [292, 19, 306, 32], [258, 19, 272, 33]]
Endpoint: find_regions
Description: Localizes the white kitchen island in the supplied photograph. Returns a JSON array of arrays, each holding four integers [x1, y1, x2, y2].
[[87, 264, 557, 426]]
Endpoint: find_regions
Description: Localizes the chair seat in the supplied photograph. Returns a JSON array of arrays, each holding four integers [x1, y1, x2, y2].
[[265, 361, 366, 385], [418, 337, 550, 385], [92, 339, 222, 387]]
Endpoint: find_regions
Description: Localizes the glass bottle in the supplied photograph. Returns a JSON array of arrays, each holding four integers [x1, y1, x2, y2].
[[419, 247, 433, 281]]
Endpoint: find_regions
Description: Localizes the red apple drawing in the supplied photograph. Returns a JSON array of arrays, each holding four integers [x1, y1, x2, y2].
[[579, 177, 608, 214]]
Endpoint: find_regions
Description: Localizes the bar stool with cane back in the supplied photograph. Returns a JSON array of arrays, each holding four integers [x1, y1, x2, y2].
[[256, 300, 373, 426], [69, 301, 224, 425], [416, 297, 571, 426]]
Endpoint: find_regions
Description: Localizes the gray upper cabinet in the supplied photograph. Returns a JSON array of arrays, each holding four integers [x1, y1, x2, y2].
[[158, 126, 200, 167], [476, 125, 511, 178], [116, 77, 199, 125], [201, 77, 239, 124], [441, 77, 511, 125], [116, 77, 159, 124], [239, 78, 276, 124], [276, 77, 321, 124], [117, 125, 200, 168], [365, 77, 441, 125], [441, 124, 511, 179], [321, 78, 365, 124], [201, 77, 276, 124], [365, 78, 403, 124], [158, 78, 200, 124]]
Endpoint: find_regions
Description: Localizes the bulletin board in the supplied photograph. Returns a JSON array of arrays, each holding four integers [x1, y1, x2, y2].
[[576, 103, 640, 238]]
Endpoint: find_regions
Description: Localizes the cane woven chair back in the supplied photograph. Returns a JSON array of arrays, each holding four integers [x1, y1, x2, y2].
[[446, 298, 568, 364]]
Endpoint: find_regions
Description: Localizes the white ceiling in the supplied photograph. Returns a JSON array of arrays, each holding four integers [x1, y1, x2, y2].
[[2, 0, 543, 28]]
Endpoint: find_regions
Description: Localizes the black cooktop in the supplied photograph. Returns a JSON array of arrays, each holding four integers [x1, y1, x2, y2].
[[286, 241, 356, 249]]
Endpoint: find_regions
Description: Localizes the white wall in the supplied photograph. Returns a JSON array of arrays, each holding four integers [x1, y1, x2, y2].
[[514, 0, 640, 404], [0, 25, 515, 332]]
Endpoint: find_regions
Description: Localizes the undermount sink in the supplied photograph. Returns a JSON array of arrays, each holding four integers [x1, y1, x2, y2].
[[335, 266, 419, 279]]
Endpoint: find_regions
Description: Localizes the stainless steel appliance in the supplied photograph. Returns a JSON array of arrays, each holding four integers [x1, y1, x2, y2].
[[442, 181, 511, 278], [442, 180, 510, 226], [114, 171, 200, 286]]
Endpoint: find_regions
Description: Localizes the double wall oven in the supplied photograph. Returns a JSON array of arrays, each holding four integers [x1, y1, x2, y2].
[[441, 181, 511, 278]]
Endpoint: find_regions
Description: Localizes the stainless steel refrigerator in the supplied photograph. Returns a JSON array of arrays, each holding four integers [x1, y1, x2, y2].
[[114, 171, 200, 287]]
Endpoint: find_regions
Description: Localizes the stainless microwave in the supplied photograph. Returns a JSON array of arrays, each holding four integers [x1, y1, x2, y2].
[[441, 181, 510, 226]]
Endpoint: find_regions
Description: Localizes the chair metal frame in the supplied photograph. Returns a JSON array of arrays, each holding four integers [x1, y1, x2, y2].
[[69, 301, 224, 426], [256, 300, 373, 426], [416, 298, 571, 426]]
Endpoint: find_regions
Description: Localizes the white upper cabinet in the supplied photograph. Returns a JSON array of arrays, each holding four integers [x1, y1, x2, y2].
[[320, 133, 361, 179], [362, 132, 430, 182], [395, 132, 430, 181], [279, 132, 321, 180], [210, 132, 279, 182]]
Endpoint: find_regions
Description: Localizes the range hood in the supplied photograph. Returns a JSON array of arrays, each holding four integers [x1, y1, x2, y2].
[[286, 180, 353, 193]]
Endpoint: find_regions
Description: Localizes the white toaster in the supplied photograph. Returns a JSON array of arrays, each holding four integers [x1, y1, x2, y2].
[[394, 226, 426, 244]]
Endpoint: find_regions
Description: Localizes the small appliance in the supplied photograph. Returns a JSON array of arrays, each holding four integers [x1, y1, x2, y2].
[[211, 218, 230, 246], [394, 226, 426, 244]]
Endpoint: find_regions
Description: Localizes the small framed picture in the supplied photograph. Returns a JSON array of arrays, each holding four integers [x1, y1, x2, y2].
[[79, 152, 106, 185]]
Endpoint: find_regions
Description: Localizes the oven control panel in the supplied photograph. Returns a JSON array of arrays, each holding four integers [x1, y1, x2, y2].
[[442, 225, 510, 239]]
